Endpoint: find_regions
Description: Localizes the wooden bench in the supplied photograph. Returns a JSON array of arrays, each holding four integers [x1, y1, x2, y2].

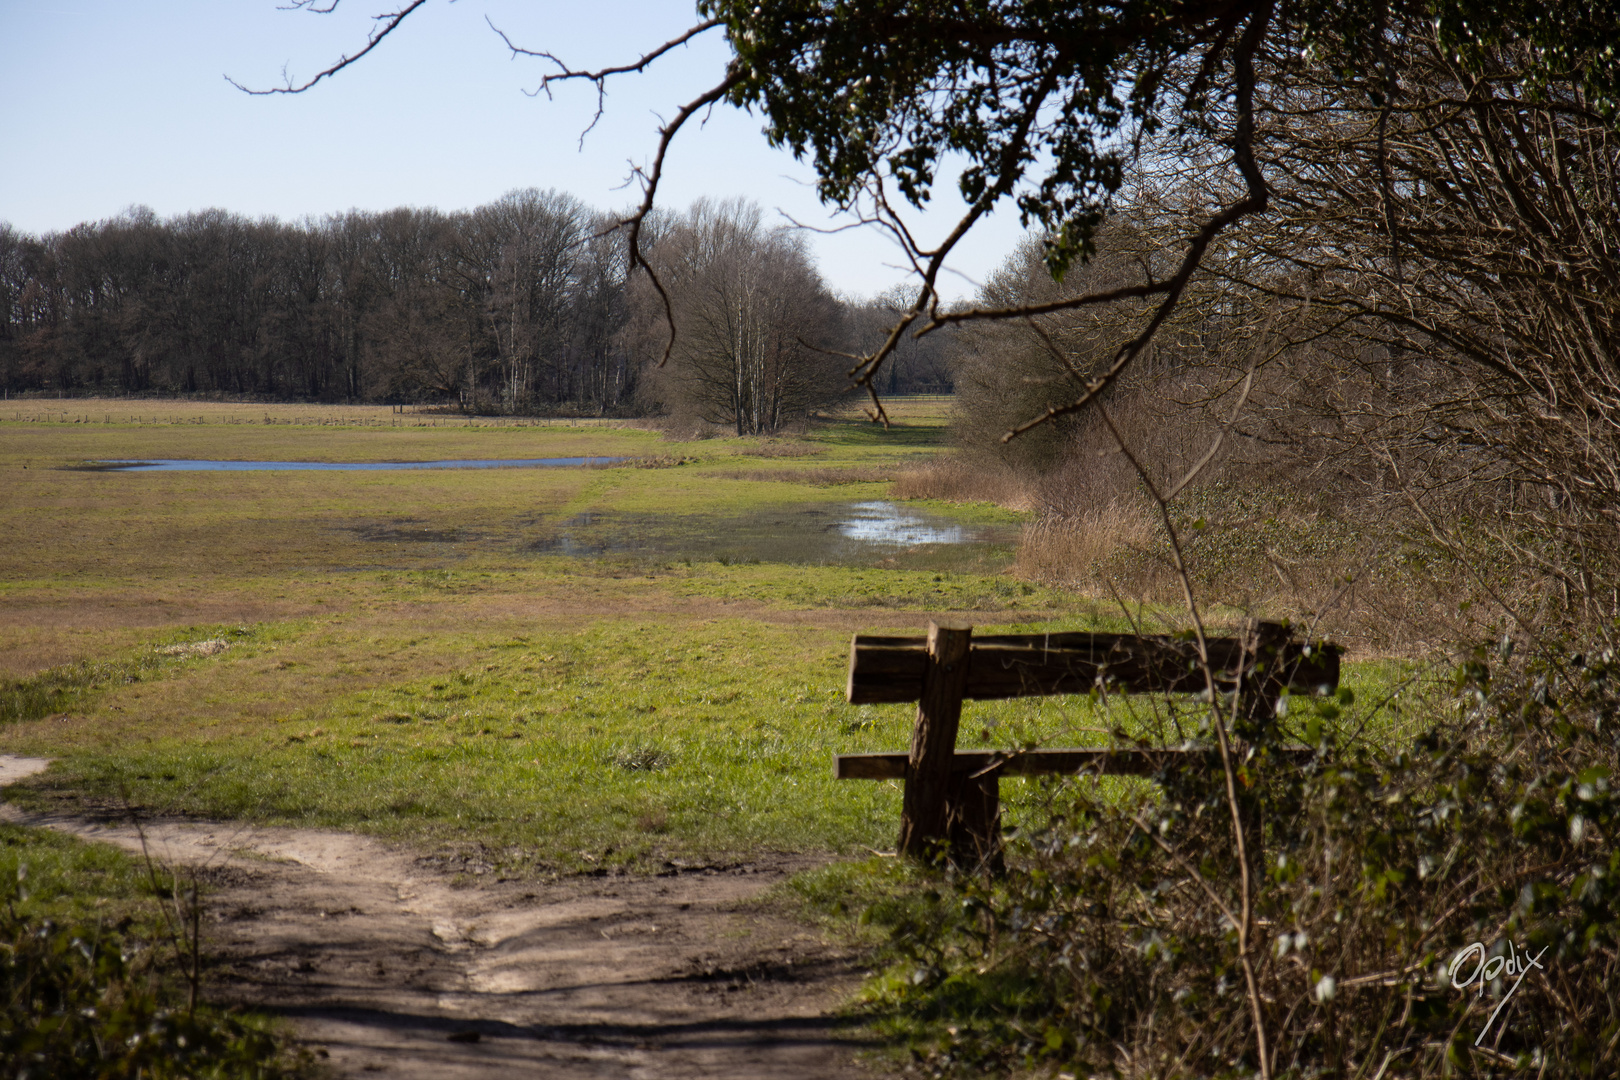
[[836, 621, 1341, 870]]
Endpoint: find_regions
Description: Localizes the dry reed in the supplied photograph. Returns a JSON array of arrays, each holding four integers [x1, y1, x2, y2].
[[1013, 503, 1158, 588], [890, 456, 1038, 511], [720, 466, 896, 485]]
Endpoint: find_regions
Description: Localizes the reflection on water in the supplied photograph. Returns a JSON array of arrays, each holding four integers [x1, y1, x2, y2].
[[91, 457, 619, 472], [527, 501, 1018, 570], [839, 501, 964, 545]]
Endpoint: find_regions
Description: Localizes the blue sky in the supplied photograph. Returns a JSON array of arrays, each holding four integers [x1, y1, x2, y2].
[[0, 0, 1028, 301]]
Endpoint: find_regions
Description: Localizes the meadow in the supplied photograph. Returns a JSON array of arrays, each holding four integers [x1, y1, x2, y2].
[[0, 397, 1417, 876]]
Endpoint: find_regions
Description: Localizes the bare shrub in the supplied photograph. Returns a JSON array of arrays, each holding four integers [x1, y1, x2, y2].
[[1000, 375, 1526, 653]]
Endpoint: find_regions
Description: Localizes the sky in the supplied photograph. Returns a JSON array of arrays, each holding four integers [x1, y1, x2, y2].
[[0, 0, 1030, 302]]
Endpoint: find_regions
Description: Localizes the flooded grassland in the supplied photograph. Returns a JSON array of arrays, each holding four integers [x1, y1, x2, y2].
[[0, 398, 1125, 868]]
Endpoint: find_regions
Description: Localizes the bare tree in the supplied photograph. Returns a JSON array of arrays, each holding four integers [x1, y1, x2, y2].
[[1104, 25, 1620, 625], [647, 197, 842, 435]]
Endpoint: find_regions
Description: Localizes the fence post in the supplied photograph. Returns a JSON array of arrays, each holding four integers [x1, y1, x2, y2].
[[898, 621, 973, 859]]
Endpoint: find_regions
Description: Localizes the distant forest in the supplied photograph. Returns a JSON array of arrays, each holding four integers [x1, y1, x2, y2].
[[0, 190, 952, 424]]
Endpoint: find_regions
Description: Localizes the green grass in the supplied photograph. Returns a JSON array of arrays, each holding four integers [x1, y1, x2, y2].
[[0, 821, 171, 922], [668, 562, 1059, 609], [1294, 655, 1437, 748], [2, 607, 1423, 878], [1, 624, 265, 725], [761, 855, 925, 941], [10, 617, 1134, 871]]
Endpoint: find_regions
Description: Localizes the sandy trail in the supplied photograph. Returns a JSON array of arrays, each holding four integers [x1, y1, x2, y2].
[[0, 756, 881, 1079]]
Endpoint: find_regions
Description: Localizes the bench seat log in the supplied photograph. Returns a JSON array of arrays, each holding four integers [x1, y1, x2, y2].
[[845, 747, 1313, 873], [848, 631, 1340, 706]]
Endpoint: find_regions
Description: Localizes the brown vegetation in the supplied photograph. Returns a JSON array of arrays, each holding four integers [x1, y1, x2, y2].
[[720, 467, 897, 486], [889, 457, 1037, 512]]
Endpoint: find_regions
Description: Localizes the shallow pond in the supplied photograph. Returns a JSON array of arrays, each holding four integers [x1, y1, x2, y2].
[[529, 501, 1020, 571], [87, 457, 618, 472]]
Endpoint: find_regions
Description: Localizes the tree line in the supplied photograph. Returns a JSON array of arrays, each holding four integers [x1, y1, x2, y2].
[[0, 190, 952, 430]]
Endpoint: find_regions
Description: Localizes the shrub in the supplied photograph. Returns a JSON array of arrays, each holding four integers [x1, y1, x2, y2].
[[867, 640, 1620, 1077], [0, 897, 309, 1080]]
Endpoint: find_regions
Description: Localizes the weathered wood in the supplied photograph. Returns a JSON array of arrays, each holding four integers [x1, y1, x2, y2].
[[1235, 621, 1295, 885], [847, 630, 1340, 705], [897, 622, 973, 859], [845, 621, 1342, 874], [837, 747, 1316, 780], [946, 769, 1002, 875]]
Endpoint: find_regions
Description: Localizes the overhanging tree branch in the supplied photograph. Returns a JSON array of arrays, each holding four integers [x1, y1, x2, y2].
[[998, 0, 1275, 443], [489, 17, 724, 146]]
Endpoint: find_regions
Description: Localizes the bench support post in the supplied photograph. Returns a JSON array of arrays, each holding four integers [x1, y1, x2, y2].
[[946, 766, 1004, 874], [898, 622, 972, 860], [1239, 620, 1291, 878]]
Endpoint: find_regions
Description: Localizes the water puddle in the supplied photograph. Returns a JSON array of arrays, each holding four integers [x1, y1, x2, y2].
[[839, 501, 965, 545], [352, 522, 474, 544], [527, 501, 1019, 570], [83, 457, 619, 472]]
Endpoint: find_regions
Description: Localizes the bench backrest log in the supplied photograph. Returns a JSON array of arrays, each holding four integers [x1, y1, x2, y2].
[[841, 621, 1341, 869], [848, 629, 1340, 705]]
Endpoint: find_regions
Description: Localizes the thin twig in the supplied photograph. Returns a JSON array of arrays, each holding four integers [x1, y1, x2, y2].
[[225, 1, 430, 95]]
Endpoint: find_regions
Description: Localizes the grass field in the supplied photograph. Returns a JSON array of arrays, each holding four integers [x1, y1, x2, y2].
[[0, 395, 1418, 875]]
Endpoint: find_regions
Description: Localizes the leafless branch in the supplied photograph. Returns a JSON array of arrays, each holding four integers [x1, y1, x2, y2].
[[489, 17, 724, 146], [1094, 374, 1276, 1078], [837, 67, 1065, 425], [225, 0, 430, 95]]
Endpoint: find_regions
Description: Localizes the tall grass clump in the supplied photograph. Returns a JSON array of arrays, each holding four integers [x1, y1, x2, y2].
[[1014, 501, 1157, 588]]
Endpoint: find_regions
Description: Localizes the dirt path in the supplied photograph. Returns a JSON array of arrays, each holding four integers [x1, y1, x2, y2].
[[0, 757, 883, 1079]]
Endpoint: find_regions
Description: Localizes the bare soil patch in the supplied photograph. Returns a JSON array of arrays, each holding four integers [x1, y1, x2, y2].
[[1, 757, 885, 1079]]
